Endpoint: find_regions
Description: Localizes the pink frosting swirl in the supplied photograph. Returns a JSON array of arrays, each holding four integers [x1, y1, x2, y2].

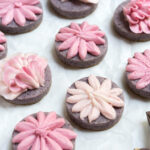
[[123, 0, 150, 34], [12, 111, 77, 150], [126, 49, 150, 89], [56, 22, 105, 60], [0, 53, 48, 100], [0, 0, 42, 26], [0, 31, 6, 51]]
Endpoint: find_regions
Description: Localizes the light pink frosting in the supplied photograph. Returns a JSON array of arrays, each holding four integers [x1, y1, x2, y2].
[[56, 22, 105, 60], [0, 53, 47, 100], [0, 0, 42, 26], [67, 75, 124, 123], [123, 0, 150, 34], [0, 31, 6, 51], [61, 0, 99, 4], [126, 49, 150, 89], [12, 111, 77, 150]]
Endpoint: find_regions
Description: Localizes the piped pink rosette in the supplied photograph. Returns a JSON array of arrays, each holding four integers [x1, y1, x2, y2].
[[123, 0, 150, 34], [67, 75, 124, 123], [56, 22, 105, 60], [0, 0, 42, 26], [12, 111, 77, 150], [126, 49, 150, 89], [61, 0, 99, 4], [0, 31, 6, 51], [0, 53, 48, 100]]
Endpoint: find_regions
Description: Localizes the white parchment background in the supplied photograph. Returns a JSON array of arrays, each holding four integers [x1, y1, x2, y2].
[[0, 0, 150, 149]]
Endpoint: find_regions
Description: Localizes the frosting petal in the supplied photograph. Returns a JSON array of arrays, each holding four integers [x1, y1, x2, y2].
[[56, 22, 105, 60], [0, 53, 48, 100], [0, 0, 42, 26], [123, 0, 150, 34], [67, 75, 124, 122], [126, 49, 150, 89], [13, 112, 77, 150]]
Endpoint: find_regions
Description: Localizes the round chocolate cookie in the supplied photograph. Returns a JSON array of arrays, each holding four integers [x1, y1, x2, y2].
[[113, 1, 150, 41], [66, 75, 124, 131], [49, 0, 98, 19], [126, 50, 150, 98], [6, 66, 52, 105], [0, 3, 43, 34], [12, 111, 77, 150], [55, 22, 108, 68]]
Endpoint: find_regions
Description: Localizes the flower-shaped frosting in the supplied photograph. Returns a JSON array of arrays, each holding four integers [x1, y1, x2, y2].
[[0, 31, 6, 51], [61, 0, 99, 4], [123, 0, 150, 34], [56, 22, 105, 60], [12, 111, 77, 150], [0, 0, 42, 26], [67, 75, 124, 123], [0, 53, 47, 100], [126, 49, 150, 89]]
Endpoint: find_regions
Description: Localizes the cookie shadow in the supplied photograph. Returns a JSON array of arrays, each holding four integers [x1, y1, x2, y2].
[[121, 71, 149, 102]]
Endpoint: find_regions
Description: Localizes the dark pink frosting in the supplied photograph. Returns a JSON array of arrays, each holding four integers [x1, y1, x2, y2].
[[12, 111, 77, 150], [0, 0, 42, 26], [56, 22, 105, 60], [123, 0, 150, 34], [126, 49, 150, 89]]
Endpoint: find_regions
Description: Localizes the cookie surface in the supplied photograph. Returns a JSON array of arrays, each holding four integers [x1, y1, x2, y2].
[[6, 66, 52, 105], [55, 22, 108, 68], [126, 50, 150, 98], [12, 111, 77, 150], [49, 0, 97, 19], [113, 1, 150, 41], [66, 75, 124, 131], [0, 2, 43, 34]]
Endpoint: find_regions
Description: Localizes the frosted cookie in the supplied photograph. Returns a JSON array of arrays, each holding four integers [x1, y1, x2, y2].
[[0, 31, 7, 59], [55, 22, 107, 68], [0, 53, 51, 105], [12, 111, 77, 150], [49, 0, 98, 19], [66, 75, 124, 131], [126, 49, 150, 98], [113, 0, 150, 41], [0, 0, 43, 34]]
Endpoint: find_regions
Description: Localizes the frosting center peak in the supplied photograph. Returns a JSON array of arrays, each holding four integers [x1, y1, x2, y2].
[[14, 2, 22, 8]]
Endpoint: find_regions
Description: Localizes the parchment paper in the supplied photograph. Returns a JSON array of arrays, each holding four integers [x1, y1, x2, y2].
[[0, 0, 150, 149]]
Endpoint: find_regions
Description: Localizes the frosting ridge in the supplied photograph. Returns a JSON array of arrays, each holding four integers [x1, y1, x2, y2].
[[123, 0, 150, 34], [56, 22, 105, 60], [0, 0, 42, 26], [12, 111, 77, 150], [126, 49, 150, 89], [0, 53, 48, 100], [67, 75, 124, 123]]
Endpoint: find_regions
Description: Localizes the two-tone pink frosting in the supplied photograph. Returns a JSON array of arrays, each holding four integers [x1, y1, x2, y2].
[[123, 0, 150, 34], [0, 0, 42, 26], [0, 31, 6, 51], [61, 0, 99, 4], [67, 75, 124, 123], [12, 111, 77, 150], [126, 49, 150, 89], [0, 53, 48, 100], [56, 22, 105, 60]]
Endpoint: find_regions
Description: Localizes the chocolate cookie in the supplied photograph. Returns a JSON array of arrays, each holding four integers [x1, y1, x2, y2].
[[0, 53, 51, 105], [12, 111, 77, 150], [0, 1, 43, 34], [55, 22, 108, 68], [0, 31, 7, 59], [49, 0, 98, 19], [126, 49, 150, 98], [66, 75, 124, 131], [113, 1, 150, 41]]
